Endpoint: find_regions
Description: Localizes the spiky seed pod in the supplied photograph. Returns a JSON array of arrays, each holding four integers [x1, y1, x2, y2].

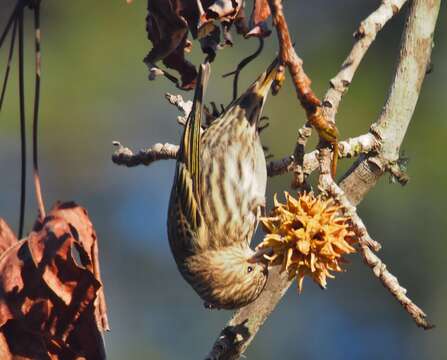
[[258, 191, 357, 293]]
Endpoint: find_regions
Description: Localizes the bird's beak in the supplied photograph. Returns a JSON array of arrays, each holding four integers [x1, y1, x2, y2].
[[249, 247, 272, 264]]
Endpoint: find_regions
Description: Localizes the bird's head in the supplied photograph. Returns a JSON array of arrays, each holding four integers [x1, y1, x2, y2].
[[186, 245, 268, 309]]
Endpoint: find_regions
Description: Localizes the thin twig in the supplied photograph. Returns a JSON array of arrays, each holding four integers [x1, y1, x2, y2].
[[0, 18, 18, 111], [18, 8, 26, 239], [319, 0, 408, 179], [290, 122, 312, 188], [264, 0, 409, 185], [222, 38, 264, 101], [165, 92, 192, 126], [359, 244, 432, 329], [318, 148, 381, 251], [92, 232, 110, 332], [0, 0, 21, 49], [267, 132, 380, 177], [318, 147, 431, 329], [112, 142, 179, 167], [318, 0, 409, 183], [32, 0, 45, 220], [267, 0, 339, 146], [323, 0, 409, 122], [111, 131, 380, 174], [339, 0, 441, 204], [317, 0, 408, 188]]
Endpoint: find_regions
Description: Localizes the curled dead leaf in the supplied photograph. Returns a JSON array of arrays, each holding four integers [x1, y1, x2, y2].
[[144, 0, 197, 90], [247, 0, 271, 38], [145, 0, 272, 89], [0, 219, 17, 257], [0, 202, 108, 360]]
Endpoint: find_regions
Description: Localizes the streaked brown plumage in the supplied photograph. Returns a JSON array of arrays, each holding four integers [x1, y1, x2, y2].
[[167, 61, 278, 309]]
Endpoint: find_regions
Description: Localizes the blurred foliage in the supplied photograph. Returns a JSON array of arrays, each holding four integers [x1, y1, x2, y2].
[[0, 1, 446, 359]]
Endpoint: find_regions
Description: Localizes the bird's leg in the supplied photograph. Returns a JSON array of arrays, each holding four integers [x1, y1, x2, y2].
[[309, 107, 339, 179]]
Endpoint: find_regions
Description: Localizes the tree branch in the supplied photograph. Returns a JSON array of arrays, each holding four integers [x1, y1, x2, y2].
[[111, 141, 179, 167], [206, 0, 440, 358], [267, 132, 380, 178], [319, 148, 382, 252], [268, 0, 409, 185], [112, 132, 379, 175], [323, 0, 408, 122], [318, 147, 431, 329], [339, 0, 441, 204], [165, 92, 192, 126], [290, 122, 312, 189], [267, 0, 339, 182]]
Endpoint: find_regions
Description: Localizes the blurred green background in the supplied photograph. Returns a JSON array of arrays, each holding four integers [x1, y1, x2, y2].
[[0, 1, 446, 359]]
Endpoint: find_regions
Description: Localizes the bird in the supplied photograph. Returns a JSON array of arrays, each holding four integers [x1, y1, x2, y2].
[[167, 60, 278, 309]]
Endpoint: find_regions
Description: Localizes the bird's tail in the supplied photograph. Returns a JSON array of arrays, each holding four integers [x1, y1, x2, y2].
[[180, 63, 211, 197]]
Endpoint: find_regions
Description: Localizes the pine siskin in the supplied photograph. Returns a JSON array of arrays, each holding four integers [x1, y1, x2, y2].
[[167, 60, 278, 309]]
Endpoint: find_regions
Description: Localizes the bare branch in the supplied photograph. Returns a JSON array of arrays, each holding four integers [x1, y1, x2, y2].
[[165, 92, 192, 125], [323, 0, 408, 122], [359, 244, 433, 329], [318, 148, 381, 251], [111, 92, 191, 168], [111, 131, 379, 174], [267, 0, 339, 145], [290, 122, 312, 188], [205, 270, 292, 360], [340, 0, 441, 204], [268, 0, 409, 182], [267, 132, 380, 177], [318, 147, 431, 329], [111, 141, 179, 167]]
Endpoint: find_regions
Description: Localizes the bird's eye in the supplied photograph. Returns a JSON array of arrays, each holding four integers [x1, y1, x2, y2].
[[247, 266, 253, 274]]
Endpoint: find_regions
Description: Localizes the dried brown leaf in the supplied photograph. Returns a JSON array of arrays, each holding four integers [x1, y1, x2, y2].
[[205, 0, 243, 23], [145, 0, 262, 89], [49, 202, 109, 332], [0, 219, 17, 257], [144, 0, 197, 89], [0, 202, 107, 359], [247, 0, 271, 38]]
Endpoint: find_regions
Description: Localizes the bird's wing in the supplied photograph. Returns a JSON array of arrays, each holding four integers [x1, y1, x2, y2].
[[172, 63, 210, 247], [198, 60, 277, 248], [180, 63, 210, 201]]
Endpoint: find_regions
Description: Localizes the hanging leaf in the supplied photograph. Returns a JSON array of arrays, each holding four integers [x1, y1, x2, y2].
[[144, 0, 197, 89], [144, 0, 272, 90], [204, 0, 243, 23], [0, 202, 108, 360], [0, 219, 17, 256], [247, 0, 271, 38]]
